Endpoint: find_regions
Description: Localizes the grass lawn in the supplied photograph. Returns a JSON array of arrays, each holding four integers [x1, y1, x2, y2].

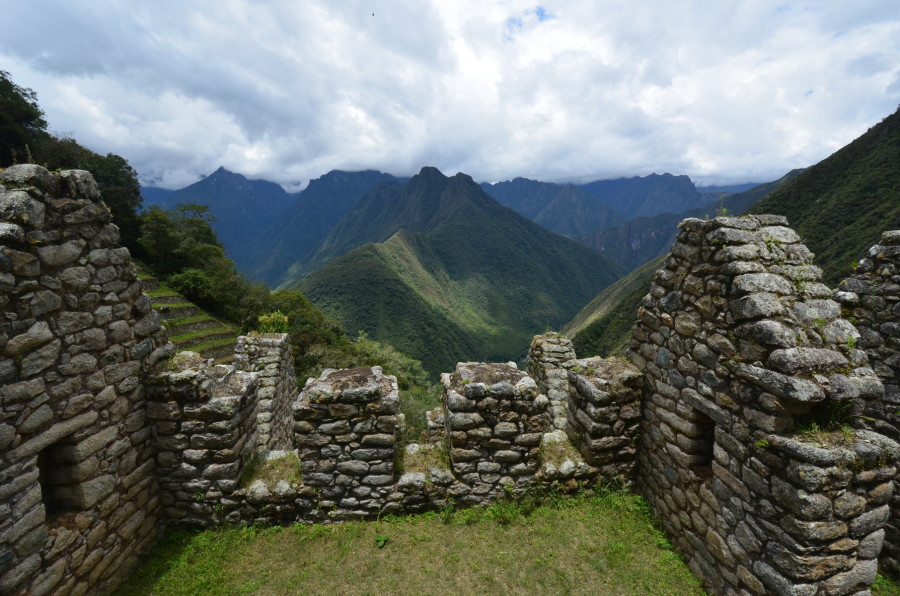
[[120, 488, 900, 596], [121, 490, 706, 596]]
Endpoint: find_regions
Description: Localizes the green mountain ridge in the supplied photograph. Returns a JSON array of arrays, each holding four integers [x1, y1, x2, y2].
[[565, 106, 900, 357], [296, 167, 626, 373], [244, 169, 399, 286], [750, 109, 900, 285], [579, 169, 802, 270]]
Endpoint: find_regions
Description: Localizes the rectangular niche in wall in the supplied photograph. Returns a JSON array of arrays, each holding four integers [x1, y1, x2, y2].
[[36, 436, 109, 520], [685, 409, 716, 482], [37, 441, 77, 518]]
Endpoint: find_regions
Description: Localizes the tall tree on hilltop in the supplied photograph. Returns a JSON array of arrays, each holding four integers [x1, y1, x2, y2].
[[0, 70, 47, 166], [0, 71, 144, 252]]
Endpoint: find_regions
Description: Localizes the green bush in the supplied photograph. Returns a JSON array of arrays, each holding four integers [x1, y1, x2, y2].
[[257, 311, 290, 334]]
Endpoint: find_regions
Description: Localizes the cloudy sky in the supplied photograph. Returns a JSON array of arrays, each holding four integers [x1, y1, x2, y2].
[[2, 1, 899, 191]]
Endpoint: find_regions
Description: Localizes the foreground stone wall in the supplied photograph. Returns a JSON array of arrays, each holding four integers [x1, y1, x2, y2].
[[836, 230, 900, 575], [146, 352, 260, 528], [0, 165, 171, 595], [565, 356, 642, 482], [528, 334, 644, 484], [294, 366, 402, 520], [527, 332, 575, 430], [233, 333, 296, 450], [441, 362, 550, 503], [629, 215, 898, 595]]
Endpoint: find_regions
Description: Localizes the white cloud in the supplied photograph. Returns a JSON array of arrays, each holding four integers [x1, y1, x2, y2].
[[1, 0, 898, 189]]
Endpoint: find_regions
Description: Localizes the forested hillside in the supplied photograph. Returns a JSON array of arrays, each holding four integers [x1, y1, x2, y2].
[[750, 108, 900, 285], [297, 167, 626, 373]]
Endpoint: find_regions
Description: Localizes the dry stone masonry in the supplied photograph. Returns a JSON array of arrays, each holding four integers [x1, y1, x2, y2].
[[441, 362, 549, 502], [146, 351, 261, 528], [527, 332, 575, 430], [233, 333, 296, 451], [1, 165, 897, 596], [293, 366, 402, 520], [565, 356, 642, 483], [836, 230, 900, 576], [0, 165, 172, 595], [628, 215, 899, 595]]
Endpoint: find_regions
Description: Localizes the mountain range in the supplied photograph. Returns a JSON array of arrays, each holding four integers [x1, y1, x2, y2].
[[139, 161, 764, 373], [138, 106, 900, 372], [578, 170, 802, 270], [145, 168, 725, 288], [296, 167, 626, 373], [143, 166, 294, 249]]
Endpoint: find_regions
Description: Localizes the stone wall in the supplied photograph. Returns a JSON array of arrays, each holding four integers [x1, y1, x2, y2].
[[441, 362, 550, 503], [0, 165, 172, 595], [527, 332, 575, 430], [146, 352, 260, 528], [565, 356, 642, 482], [528, 334, 643, 485], [628, 215, 899, 595], [836, 230, 900, 575], [293, 366, 402, 521], [233, 333, 296, 450]]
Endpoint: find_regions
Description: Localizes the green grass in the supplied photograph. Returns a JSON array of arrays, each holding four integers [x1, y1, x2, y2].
[[154, 301, 197, 309], [169, 326, 234, 343], [184, 336, 237, 353], [162, 314, 215, 327], [874, 574, 900, 596], [120, 491, 706, 596]]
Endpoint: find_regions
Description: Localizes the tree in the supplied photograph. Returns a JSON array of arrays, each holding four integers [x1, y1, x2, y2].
[[0, 73, 144, 251], [138, 206, 181, 275], [83, 152, 143, 250], [0, 71, 47, 166]]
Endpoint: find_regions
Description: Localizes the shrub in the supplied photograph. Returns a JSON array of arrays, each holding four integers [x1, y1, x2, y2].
[[257, 311, 290, 334]]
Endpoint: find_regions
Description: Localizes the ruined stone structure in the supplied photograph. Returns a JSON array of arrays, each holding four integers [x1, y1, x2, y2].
[[628, 215, 898, 595], [441, 362, 550, 501], [836, 230, 900, 576], [527, 333, 575, 430], [0, 165, 897, 596], [294, 366, 402, 519], [233, 333, 296, 451], [0, 165, 172, 595]]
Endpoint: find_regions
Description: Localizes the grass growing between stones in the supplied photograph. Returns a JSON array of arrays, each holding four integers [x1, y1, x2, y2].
[[874, 574, 900, 596], [120, 490, 706, 596]]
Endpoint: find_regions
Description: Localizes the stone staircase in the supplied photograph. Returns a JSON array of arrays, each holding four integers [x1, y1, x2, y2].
[[139, 274, 238, 363]]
